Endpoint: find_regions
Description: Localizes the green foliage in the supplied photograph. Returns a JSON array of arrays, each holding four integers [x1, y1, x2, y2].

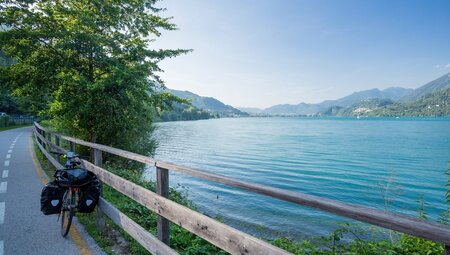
[[398, 234, 444, 255], [270, 224, 445, 255], [0, 0, 189, 159], [0, 90, 20, 113]]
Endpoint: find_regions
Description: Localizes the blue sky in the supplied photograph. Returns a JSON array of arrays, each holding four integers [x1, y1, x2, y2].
[[153, 0, 450, 108]]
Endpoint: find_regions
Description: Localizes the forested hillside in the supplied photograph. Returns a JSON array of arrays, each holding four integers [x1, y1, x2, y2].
[[156, 102, 215, 122], [169, 89, 248, 117], [321, 88, 450, 117]]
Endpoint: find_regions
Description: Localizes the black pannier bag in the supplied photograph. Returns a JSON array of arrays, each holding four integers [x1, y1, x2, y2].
[[55, 168, 93, 188], [77, 173, 101, 213], [40, 181, 65, 215]]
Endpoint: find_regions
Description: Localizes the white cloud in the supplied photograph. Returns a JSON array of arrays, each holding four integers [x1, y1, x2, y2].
[[435, 64, 441, 68], [445, 63, 450, 68]]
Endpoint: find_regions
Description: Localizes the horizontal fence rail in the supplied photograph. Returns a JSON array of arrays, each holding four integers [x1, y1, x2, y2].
[[34, 136, 180, 255], [33, 122, 450, 254], [99, 198, 179, 255], [33, 123, 290, 255]]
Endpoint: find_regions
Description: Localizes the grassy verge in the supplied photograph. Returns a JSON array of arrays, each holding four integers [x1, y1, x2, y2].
[[34, 139, 447, 255], [0, 123, 32, 132]]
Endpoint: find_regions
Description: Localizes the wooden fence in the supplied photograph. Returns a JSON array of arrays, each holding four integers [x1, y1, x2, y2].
[[33, 122, 450, 255]]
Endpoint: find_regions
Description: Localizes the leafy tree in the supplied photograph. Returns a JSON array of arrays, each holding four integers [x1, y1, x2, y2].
[[0, 0, 189, 158], [0, 90, 19, 113]]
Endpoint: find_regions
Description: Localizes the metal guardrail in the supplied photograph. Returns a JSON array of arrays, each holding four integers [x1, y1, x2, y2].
[[33, 122, 450, 255]]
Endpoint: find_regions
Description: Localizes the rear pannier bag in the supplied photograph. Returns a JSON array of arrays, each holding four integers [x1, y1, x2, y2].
[[77, 177, 101, 213], [40, 181, 65, 215], [55, 168, 93, 187]]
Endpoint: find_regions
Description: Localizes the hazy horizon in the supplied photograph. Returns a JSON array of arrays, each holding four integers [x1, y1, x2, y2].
[[153, 0, 450, 108]]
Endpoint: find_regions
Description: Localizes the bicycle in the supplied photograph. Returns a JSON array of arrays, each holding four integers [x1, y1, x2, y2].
[[54, 152, 95, 237]]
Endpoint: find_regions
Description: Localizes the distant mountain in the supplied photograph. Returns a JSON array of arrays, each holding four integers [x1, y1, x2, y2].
[[259, 87, 412, 116], [382, 87, 415, 101], [169, 89, 248, 117], [400, 72, 450, 102], [166, 72, 450, 118], [237, 107, 264, 114], [374, 87, 450, 116], [321, 88, 450, 117], [319, 87, 413, 109], [321, 98, 395, 117], [262, 103, 323, 116]]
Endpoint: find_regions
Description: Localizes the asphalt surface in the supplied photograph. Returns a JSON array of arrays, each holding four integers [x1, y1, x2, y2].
[[0, 126, 103, 255]]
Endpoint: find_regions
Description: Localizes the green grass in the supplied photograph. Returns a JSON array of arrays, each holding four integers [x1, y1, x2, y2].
[[0, 123, 32, 132]]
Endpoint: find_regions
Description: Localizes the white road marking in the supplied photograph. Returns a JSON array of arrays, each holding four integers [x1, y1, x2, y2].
[[5, 155, 10, 159], [0, 202, 4, 224], [9, 146, 13, 149], [0, 240, 3, 255], [0, 182, 6, 193], [2, 171, 7, 178], [7, 150, 11, 153], [3, 161, 9, 167]]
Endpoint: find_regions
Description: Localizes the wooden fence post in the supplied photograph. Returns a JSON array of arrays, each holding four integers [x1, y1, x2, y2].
[[156, 167, 170, 245], [47, 132, 52, 148], [55, 136, 61, 162], [93, 149, 105, 229], [35, 125, 41, 145], [39, 128, 43, 146], [42, 130, 47, 150], [69, 141, 74, 153]]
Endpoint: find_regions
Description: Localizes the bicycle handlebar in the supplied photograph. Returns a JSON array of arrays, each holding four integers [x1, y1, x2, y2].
[[50, 151, 88, 160]]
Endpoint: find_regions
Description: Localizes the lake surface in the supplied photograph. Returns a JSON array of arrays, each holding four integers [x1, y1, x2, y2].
[[147, 117, 450, 239]]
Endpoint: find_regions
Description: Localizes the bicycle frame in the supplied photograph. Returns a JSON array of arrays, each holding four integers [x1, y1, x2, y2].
[[58, 151, 84, 237]]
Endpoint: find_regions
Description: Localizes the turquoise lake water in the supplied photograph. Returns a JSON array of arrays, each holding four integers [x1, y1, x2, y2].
[[147, 117, 450, 239]]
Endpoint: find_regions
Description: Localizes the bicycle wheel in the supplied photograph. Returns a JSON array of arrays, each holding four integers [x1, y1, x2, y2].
[[61, 189, 75, 237]]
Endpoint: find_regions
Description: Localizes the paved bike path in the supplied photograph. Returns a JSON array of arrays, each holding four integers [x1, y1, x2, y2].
[[0, 126, 98, 255]]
